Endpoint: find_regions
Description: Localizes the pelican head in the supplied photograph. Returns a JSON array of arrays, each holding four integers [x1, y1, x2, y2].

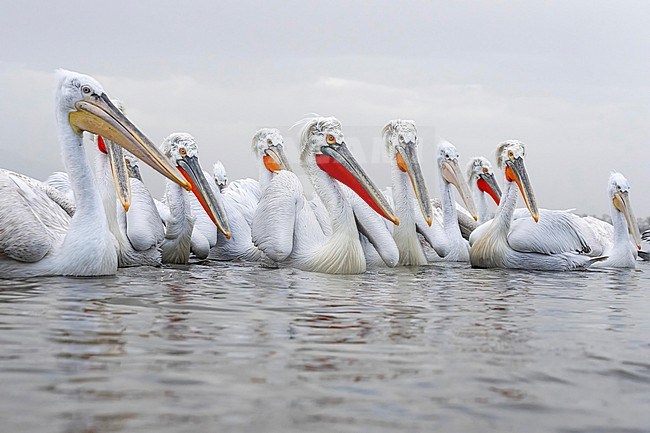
[[297, 116, 398, 225], [251, 128, 291, 173], [213, 160, 228, 192], [437, 140, 478, 220], [609, 172, 641, 250], [162, 133, 231, 238], [57, 69, 189, 190], [383, 119, 433, 225], [466, 156, 502, 206], [496, 139, 538, 222]]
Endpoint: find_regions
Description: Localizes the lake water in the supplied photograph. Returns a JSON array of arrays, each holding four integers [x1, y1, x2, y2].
[[1, 261, 649, 432]]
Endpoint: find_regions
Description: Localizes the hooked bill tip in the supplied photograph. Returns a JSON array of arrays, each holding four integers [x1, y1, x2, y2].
[[637, 244, 642, 250], [472, 214, 478, 221], [426, 217, 433, 227], [225, 232, 232, 240], [393, 217, 400, 226], [533, 215, 539, 223]]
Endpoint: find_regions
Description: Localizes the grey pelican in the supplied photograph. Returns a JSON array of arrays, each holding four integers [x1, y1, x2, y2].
[[469, 140, 603, 271], [158, 133, 231, 264], [251, 116, 399, 274], [466, 156, 502, 223], [0, 70, 189, 277]]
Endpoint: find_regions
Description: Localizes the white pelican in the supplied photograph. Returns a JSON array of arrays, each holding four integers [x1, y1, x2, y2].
[[366, 120, 446, 266], [158, 132, 231, 264], [209, 128, 292, 261], [588, 172, 641, 268], [421, 141, 478, 262], [45, 98, 165, 268], [469, 140, 603, 271], [251, 116, 399, 274], [466, 156, 502, 223], [213, 160, 228, 192], [0, 70, 189, 278]]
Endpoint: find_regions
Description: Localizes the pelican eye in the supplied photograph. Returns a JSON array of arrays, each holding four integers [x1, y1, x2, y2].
[[508, 150, 515, 159], [267, 139, 272, 145], [179, 147, 187, 157], [81, 85, 92, 95], [326, 134, 336, 145], [482, 167, 489, 174]]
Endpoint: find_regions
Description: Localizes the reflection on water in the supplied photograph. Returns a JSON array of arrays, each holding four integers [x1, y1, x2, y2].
[[1, 262, 649, 432]]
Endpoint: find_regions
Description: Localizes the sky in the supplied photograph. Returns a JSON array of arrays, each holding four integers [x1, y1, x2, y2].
[[1, 1, 649, 217]]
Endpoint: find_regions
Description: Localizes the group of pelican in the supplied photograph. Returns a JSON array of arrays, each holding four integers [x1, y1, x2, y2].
[[0, 70, 644, 278]]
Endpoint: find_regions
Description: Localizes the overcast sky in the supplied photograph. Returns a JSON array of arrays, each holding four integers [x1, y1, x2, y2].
[[1, 1, 649, 216]]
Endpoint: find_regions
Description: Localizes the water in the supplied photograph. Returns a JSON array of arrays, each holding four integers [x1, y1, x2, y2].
[[1, 261, 649, 433]]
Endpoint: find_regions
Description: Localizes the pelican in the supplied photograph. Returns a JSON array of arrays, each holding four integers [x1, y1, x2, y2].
[[158, 132, 230, 264], [364, 120, 446, 266], [469, 140, 603, 271], [209, 128, 292, 261], [213, 161, 228, 192], [420, 141, 478, 261], [251, 116, 399, 274], [587, 172, 641, 268], [0, 70, 189, 278], [45, 99, 165, 268], [466, 156, 502, 223]]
